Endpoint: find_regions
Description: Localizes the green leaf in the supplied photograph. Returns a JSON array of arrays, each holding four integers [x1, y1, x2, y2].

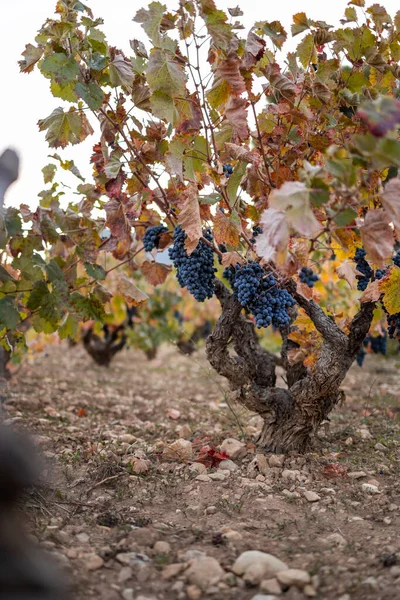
[[75, 82, 105, 110], [197, 0, 232, 50], [291, 12, 311, 36], [146, 48, 187, 97], [26, 280, 49, 311], [345, 72, 369, 93], [0, 297, 20, 330], [42, 164, 57, 183], [227, 162, 246, 205], [4, 208, 22, 236], [40, 53, 79, 86], [257, 21, 287, 50], [334, 207, 358, 227], [134, 2, 166, 47], [344, 7, 357, 22], [38, 107, 94, 149], [84, 262, 106, 280], [150, 91, 179, 126], [70, 292, 106, 321], [58, 313, 79, 339], [296, 34, 317, 68]]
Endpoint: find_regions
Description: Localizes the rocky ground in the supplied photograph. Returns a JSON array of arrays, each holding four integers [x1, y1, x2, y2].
[[2, 342, 400, 600]]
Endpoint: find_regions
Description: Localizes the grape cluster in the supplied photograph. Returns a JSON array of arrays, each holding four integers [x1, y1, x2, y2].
[[250, 225, 263, 244], [364, 332, 387, 355], [224, 261, 296, 329], [387, 313, 400, 339], [354, 248, 372, 291], [223, 164, 233, 178], [299, 267, 319, 288], [169, 226, 216, 302], [143, 225, 168, 252], [356, 348, 366, 367], [393, 250, 400, 267], [375, 269, 386, 280]]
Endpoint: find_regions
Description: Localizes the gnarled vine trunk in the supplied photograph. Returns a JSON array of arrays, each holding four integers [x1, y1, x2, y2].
[[206, 280, 375, 453]]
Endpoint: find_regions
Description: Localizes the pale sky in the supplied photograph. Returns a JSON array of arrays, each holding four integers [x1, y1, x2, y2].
[[2, 0, 399, 208]]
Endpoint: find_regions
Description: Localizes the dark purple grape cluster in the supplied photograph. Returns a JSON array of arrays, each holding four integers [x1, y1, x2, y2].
[[364, 332, 387, 355], [387, 313, 400, 339], [224, 261, 296, 329], [143, 225, 168, 252], [354, 248, 372, 291], [223, 164, 233, 177], [393, 250, 400, 267], [375, 269, 386, 280], [356, 348, 366, 367], [250, 225, 263, 244], [169, 226, 216, 302], [299, 266, 319, 288]]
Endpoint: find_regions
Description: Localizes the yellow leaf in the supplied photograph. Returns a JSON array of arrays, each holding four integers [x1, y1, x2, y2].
[[379, 267, 400, 314]]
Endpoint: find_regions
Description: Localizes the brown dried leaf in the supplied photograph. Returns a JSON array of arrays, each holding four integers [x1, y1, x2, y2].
[[141, 261, 171, 286], [296, 281, 315, 300], [336, 259, 357, 288], [177, 184, 202, 254], [359, 209, 394, 268], [243, 30, 266, 68], [360, 280, 382, 303], [117, 273, 148, 306], [213, 211, 240, 247], [224, 143, 261, 166], [224, 97, 249, 141], [381, 177, 400, 238], [221, 252, 244, 267]]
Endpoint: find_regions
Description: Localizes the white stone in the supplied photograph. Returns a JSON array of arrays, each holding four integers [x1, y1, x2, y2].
[[232, 551, 288, 584], [118, 567, 132, 583], [282, 469, 301, 482], [185, 556, 224, 591], [348, 471, 367, 479], [304, 491, 320, 502], [325, 533, 346, 547], [118, 434, 136, 444], [260, 577, 282, 594], [375, 442, 388, 451], [195, 474, 211, 482], [86, 554, 104, 571], [219, 438, 246, 460], [219, 459, 239, 472], [268, 455, 285, 468], [209, 472, 225, 481], [361, 483, 380, 494], [220, 528, 243, 542], [277, 569, 311, 588], [190, 462, 207, 475], [122, 589, 134, 600], [154, 541, 171, 554]]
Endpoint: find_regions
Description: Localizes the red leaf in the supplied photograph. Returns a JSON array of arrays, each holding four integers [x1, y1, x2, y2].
[[323, 463, 347, 478], [196, 444, 230, 468]]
